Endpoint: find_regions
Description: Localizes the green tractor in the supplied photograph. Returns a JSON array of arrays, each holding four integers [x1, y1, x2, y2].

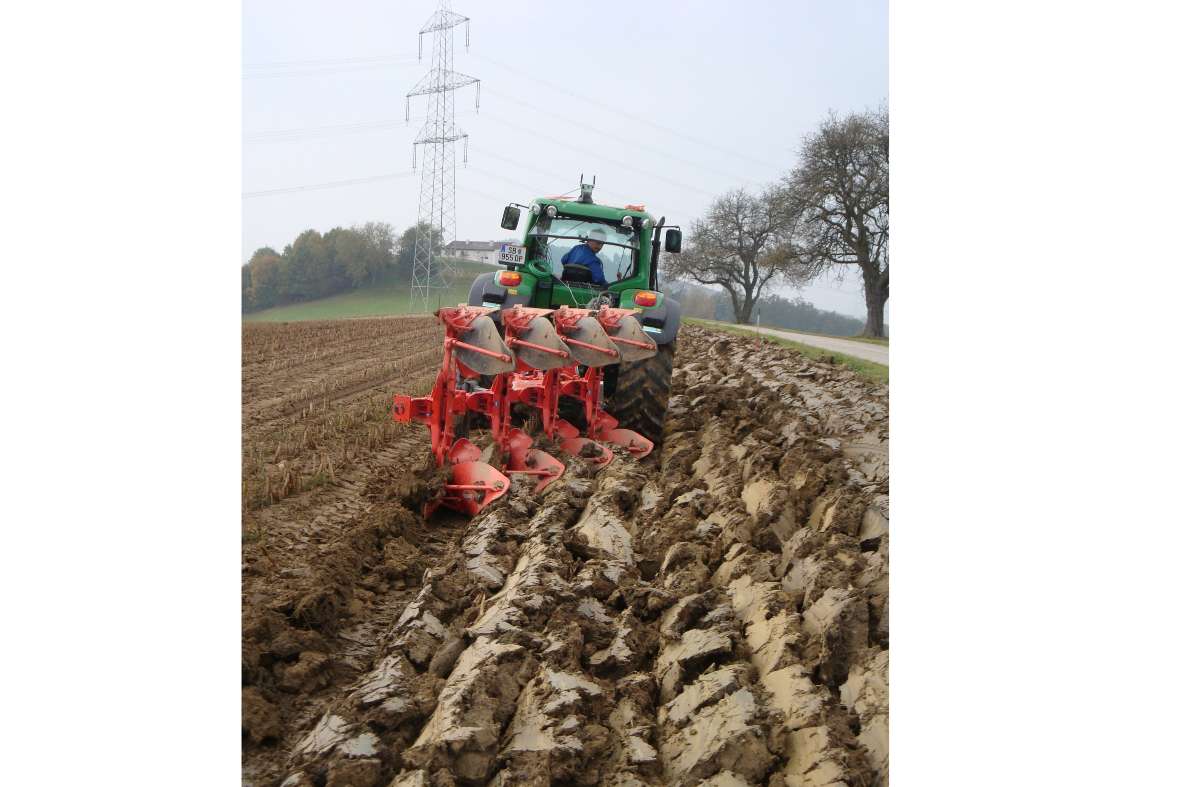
[[467, 179, 684, 444]]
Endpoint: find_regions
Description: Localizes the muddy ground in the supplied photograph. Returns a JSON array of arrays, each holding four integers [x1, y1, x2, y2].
[[243, 321, 889, 786]]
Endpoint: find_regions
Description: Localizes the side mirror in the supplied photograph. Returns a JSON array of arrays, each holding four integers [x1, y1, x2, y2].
[[500, 206, 521, 230], [664, 228, 682, 253]]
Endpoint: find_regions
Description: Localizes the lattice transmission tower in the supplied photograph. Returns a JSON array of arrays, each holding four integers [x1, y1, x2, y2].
[[406, 0, 480, 313]]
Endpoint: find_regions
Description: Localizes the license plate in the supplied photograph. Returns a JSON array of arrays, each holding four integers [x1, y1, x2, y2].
[[498, 243, 526, 265]]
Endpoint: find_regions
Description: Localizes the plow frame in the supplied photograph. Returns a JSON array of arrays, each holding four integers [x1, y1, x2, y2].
[[392, 303, 657, 516]]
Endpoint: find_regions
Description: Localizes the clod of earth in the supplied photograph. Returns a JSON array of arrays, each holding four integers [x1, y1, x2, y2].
[[243, 322, 887, 786]]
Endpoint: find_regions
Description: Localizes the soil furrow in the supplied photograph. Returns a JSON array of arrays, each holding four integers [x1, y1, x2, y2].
[[243, 320, 888, 786]]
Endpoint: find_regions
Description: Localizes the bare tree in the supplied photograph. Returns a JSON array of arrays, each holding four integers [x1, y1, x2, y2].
[[666, 186, 796, 324], [786, 108, 889, 337]]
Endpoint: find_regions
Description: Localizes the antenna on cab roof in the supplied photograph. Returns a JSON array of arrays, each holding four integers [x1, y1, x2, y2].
[[578, 173, 596, 204]]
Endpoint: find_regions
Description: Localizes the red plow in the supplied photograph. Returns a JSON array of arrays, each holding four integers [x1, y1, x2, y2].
[[392, 304, 657, 516]]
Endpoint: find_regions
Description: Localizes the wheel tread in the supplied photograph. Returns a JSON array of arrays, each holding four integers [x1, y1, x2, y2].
[[607, 342, 675, 446]]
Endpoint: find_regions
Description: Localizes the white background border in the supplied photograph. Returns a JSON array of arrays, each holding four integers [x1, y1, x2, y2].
[[3, 0, 1179, 783]]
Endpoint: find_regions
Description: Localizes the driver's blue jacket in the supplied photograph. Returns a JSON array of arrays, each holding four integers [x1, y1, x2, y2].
[[561, 243, 607, 285]]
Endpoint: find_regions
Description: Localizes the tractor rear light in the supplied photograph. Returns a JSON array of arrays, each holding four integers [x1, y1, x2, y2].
[[634, 291, 657, 307], [498, 270, 522, 287], [625, 204, 645, 211], [621, 215, 634, 229], [545, 205, 557, 218]]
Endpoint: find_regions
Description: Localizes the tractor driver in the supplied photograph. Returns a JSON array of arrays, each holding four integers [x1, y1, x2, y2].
[[561, 227, 609, 286]]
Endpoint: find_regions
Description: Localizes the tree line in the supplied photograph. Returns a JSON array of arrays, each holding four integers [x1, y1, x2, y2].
[[666, 281, 875, 337], [666, 106, 889, 337], [241, 222, 443, 313]]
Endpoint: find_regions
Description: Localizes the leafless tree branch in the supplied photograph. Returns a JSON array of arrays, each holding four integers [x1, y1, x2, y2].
[[782, 106, 889, 336], [665, 186, 801, 324]]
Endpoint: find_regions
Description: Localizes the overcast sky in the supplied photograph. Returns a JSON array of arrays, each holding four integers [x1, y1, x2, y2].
[[243, 0, 887, 318]]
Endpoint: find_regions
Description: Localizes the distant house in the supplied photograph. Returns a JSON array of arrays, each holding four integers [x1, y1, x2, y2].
[[444, 240, 501, 265]]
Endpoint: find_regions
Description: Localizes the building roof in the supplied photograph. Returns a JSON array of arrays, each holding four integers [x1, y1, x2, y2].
[[444, 240, 500, 252]]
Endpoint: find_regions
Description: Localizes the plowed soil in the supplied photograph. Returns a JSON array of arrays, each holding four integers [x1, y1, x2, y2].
[[243, 319, 889, 787]]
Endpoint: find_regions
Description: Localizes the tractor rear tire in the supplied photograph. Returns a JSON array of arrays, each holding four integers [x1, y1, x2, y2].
[[608, 342, 675, 447]]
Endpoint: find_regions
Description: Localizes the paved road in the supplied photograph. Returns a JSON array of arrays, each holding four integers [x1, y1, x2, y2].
[[757, 326, 888, 365]]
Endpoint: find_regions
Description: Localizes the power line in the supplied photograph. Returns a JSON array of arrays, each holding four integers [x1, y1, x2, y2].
[[480, 86, 765, 188], [244, 112, 478, 145], [242, 171, 416, 199], [242, 60, 420, 80], [242, 49, 784, 171], [478, 109, 717, 199], [463, 164, 567, 204], [465, 146, 572, 189], [471, 52, 783, 172], [246, 118, 402, 143], [240, 161, 566, 204], [241, 84, 764, 195], [243, 53, 417, 69], [242, 92, 762, 193], [463, 142, 698, 216], [456, 182, 512, 205], [240, 155, 699, 226]]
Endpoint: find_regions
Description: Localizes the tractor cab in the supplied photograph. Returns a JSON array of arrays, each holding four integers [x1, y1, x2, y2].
[[482, 180, 682, 322], [528, 214, 639, 293]]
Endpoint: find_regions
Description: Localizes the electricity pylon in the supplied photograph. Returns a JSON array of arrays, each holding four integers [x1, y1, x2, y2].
[[407, 0, 480, 313]]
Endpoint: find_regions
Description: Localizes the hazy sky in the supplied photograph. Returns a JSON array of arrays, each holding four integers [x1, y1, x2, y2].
[[243, 0, 887, 318]]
